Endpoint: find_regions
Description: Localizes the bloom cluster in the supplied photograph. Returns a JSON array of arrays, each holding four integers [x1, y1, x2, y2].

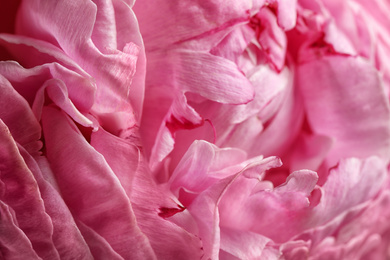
[[1, 0, 390, 259]]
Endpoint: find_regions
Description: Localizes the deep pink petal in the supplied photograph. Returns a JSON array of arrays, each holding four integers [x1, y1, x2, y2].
[[41, 106, 156, 260], [0, 119, 60, 259], [18, 149, 94, 260], [0, 201, 41, 260], [0, 74, 41, 155]]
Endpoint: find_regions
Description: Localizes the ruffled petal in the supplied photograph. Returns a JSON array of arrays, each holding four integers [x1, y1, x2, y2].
[[16, 0, 142, 121], [0, 119, 60, 259], [0, 74, 42, 155], [129, 155, 204, 259], [18, 149, 94, 260], [0, 201, 41, 260], [41, 106, 155, 260]]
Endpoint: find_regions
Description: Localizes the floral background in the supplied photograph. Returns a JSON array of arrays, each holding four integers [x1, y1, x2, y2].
[[1, 0, 390, 259]]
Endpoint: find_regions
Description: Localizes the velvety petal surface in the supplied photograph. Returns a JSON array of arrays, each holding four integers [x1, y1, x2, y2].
[[41, 106, 156, 260], [298, 55, 390, 167]]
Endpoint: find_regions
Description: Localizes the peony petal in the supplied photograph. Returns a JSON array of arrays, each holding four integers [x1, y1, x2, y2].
[[169, 140, 247, 198], [90, 128, 141, 196], [0, 59, 95, 113], [244, 66, 304, 158], [218, 169, 318, 243], [148, 93, 204, 172], [0, 74, 42, 155], [75, 221, 125, 260], [146, 50, 255, 105], [311, 157, 387, 226], [0, 201, 41, 260], [220, 228, 272, 259], [134, 0, 258, 51], [41, 106, 156, 260], [275, 0, 297, 30], [18, 149, 94, 260], [112, 0, 146, 120], [256, 7, 287, 71], [0, 119, 60, 259], [129, 155, 204, 259], [16, 0, 141, 119], [298, 55, 390, 167]]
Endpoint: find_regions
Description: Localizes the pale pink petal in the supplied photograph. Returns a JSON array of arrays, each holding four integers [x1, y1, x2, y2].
[[298, 55, 390, 167], [219, 169, 318, 243], [0, 59, 95, 113], [90, 0, 117, 52], [169, 140, 247, 198], [186, 156, 282, 259], [245, 67, 304, 158], [112, 0, 146, 119], [311, 157, 387, 225], [41, 106, 156, 260], [134, 0, 258, 51], [220, 228, 272, 259], [146, 50, 255, 105], [275, 0, 297, 30]]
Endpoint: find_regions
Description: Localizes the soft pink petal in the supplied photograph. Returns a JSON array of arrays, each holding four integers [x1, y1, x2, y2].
[[245, 67, 304, 158], [129, 154, 204, 259], [169, 140, 247, 198], [311, 157, 387, 225], [219, 228, 272, 259], [112, 0, 146, 120], [146, 50, 254, 105], [298, 55, 390, 167], [274, 0, 297, 30], [219, 169, 318, 243], [134, 0, 258, 51], [148, 93, 204, 172], [186, 156, 282, 259], [0, 58, 95, 113]]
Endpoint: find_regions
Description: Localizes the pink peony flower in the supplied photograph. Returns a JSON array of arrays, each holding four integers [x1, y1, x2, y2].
[[1, 0, 390, 259]]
